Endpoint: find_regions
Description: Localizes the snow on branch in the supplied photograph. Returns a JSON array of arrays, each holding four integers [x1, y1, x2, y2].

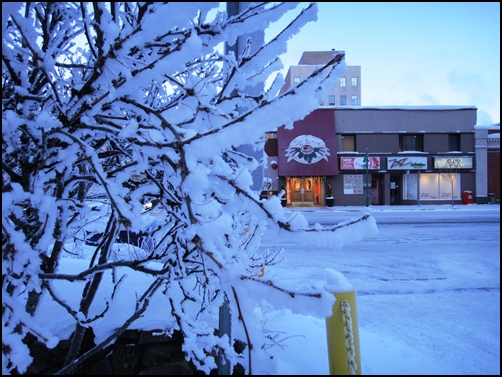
[[2, 2, 376, 375]]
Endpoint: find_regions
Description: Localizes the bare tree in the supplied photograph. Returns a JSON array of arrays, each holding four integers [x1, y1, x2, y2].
[[2, 2, 372, 374], [436, 155, 462, 207]]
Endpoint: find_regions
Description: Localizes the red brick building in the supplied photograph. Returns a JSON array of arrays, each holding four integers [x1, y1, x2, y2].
[[487, 124, 500, 203]]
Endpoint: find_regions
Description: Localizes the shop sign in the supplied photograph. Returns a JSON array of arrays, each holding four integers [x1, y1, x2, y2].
[[387, 156, 427, 170], [433, 156, 473, 169], [340, 156, 380, 170]]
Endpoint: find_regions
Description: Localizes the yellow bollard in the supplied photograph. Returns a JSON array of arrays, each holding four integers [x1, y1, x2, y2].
[[325, 287, 361, 375]]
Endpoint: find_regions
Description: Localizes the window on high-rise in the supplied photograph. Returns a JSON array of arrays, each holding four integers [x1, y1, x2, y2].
[[340, 77, 346, 87], [264, 132, 277, 139], [340, 95, 346, 105], [351, 95, 358, 105], [328, 95, 335, 105], [352, 77, 358, 87], [448, 134, 461, 151], [399, 134, 424, 152], [294, 77, 300, 85]]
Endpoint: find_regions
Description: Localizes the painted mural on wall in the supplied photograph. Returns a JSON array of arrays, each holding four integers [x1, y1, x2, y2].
[[278, 109, 338, 176], [285, 135, 330, 164]]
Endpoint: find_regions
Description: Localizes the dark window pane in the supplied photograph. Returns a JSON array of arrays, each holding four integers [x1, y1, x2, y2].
[[449, 134, 460, 151], [400, 134, 423, 151]]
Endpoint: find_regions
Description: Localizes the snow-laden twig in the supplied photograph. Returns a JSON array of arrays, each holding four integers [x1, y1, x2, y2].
[[2, 3, 373, 375]]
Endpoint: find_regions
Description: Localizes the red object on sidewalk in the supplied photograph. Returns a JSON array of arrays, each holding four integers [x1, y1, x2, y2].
[[462, 190, 474, 205]]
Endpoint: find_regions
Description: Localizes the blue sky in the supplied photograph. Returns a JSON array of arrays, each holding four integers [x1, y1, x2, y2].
[[262, 2, 500, 125]]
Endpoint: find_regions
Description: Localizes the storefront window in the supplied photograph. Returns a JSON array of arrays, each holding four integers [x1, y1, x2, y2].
[[404, 174, 418, 200], [403, 173, 461, 200]]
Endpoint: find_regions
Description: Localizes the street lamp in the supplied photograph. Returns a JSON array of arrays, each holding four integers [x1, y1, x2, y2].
[[417, 170, 421, 208]]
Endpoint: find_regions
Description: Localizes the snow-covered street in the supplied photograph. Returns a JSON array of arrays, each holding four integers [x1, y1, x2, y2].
[[260, 204, 500, 374]]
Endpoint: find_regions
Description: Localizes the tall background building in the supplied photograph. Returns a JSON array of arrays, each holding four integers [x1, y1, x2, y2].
[[263, 50, 361, 197], [280, 50, 361, 106]]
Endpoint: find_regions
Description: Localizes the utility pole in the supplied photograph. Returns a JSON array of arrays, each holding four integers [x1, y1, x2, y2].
[[225, 2, 265, 194], [218, 3, 265, 375], [365, 148, 369, 207]]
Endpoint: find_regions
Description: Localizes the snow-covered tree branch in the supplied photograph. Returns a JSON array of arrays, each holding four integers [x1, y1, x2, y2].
[[2, 2, 377, 374]]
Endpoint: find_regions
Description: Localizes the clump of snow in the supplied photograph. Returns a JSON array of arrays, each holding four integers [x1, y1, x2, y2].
[[276, 213, 378, 251], [324, 268, 354, 292]]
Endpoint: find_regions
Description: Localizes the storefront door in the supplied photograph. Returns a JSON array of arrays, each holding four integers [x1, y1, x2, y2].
[[390, 175, 401, 205], [370, 177, 379, 205], [288, 177, 320, 206]]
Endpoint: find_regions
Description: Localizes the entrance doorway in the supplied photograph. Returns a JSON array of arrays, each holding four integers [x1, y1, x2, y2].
[[287, 177, 321, 206], [390, 175, 401, 205], [370, 176, 380, 205]]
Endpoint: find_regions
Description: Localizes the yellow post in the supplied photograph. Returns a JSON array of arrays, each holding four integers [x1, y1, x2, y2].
[[325, 287, 361, 375]]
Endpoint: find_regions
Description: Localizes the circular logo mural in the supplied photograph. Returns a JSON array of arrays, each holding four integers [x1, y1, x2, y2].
[[285, 135, 330, 164]]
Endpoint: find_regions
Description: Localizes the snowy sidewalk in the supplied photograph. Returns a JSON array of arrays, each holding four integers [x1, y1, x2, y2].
[[286, 203, 500, 212]]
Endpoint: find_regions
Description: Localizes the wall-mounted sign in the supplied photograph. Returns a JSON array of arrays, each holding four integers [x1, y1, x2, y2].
[[433, 156, 473, 169], [285, 135, 330, 164], [387, 156, 428, 170], [343, 174, 364, 194], [340, 157, 380, 170]]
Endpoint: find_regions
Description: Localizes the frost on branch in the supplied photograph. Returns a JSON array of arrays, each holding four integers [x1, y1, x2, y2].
[[2, 2, 376, 375]]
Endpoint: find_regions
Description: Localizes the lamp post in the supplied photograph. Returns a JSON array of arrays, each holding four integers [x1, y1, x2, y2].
[[417, 170, 421, 208], [365, 148, 369, 207]]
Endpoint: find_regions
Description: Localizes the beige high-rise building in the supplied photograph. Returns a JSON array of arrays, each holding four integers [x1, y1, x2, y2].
[[281, 50, 361, 106]]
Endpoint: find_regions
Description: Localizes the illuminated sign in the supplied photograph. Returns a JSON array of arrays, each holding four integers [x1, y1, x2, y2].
[[387, 156, 428, 170], [433, 156, 473, 169], [340, 157, 380, 170]]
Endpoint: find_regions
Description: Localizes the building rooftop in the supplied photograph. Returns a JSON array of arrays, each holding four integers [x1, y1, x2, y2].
[[298, 50, 345, 65]]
